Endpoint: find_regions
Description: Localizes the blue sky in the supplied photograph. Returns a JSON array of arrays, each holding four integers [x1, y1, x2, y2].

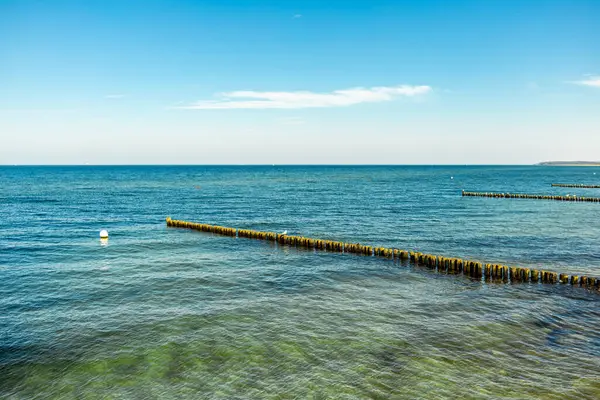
[[1, 0, 599, 164]]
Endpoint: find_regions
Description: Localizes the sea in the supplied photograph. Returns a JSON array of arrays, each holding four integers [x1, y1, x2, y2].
[[1, 165, 599, 399]]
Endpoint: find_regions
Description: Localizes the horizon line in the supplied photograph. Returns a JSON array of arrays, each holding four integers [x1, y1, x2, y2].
[[0, 163, 562, 167]]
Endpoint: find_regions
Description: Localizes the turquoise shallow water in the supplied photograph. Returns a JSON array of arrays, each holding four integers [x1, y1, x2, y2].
[[1, 165, 600, 399]]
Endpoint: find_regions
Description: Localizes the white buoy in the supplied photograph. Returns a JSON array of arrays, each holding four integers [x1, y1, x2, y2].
[[99, 230, 109, 239]]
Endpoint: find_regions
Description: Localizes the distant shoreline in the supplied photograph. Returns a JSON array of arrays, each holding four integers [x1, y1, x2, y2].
[[537, 161, 600, 167]]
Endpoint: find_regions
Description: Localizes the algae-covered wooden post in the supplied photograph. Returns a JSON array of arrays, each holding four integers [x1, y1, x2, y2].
[[559, 274, 569, 284], [166, 218, 599, 295], [463, 190, 600, 203]]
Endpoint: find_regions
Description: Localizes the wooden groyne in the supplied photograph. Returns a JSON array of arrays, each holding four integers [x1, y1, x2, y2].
[[166, 217, 599, 292], [462, 190, 600, 202], [551, 184, 600, 189]]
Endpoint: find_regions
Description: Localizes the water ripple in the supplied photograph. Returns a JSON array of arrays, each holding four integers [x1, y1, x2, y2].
[[1, 166, 599, 399]]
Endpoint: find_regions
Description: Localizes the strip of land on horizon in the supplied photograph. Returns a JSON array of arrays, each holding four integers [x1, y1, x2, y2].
[[537, 161, 600, 166]]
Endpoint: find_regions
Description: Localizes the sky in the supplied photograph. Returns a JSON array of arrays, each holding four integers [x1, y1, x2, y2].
[[0, 0, 599, 165]]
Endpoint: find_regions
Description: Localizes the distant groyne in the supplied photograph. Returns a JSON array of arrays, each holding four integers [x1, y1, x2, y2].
[[462, 190, 600, 203], [551, 184, 600, 189], [166, 217, 599, 293]]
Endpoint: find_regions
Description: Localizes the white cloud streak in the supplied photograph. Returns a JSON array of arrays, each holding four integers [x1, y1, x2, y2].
[[0, 108, 78, 113], [278, 117, 305, 125], [571, 77, 600, 88], [181, 85, 432, 110]]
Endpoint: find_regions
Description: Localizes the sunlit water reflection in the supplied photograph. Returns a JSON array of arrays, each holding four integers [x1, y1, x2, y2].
[[1, 166, 599, 399]]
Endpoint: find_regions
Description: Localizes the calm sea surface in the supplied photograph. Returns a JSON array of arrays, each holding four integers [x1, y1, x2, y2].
[[1, 165, 599, 399]]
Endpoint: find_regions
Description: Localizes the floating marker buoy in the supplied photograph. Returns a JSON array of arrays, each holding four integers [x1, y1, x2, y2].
[[100, 230, 109, 239]]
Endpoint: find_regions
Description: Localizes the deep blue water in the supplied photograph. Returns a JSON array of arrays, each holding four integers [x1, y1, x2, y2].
[[1, 166, 599, 399]]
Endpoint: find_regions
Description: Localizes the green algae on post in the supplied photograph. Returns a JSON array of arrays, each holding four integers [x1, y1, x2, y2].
[[551, 184, 600, 188], [462, 190, 600, 202], [166, 217, 600, 294]]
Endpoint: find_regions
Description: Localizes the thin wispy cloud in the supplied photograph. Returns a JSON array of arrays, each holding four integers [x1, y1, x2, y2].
[[570, 76, 600, 88], [104, 94, 126, 99], [278, 117, 305, 125], [0, 108, 78, 113], [293, 14, 302, 19], [180, 85, 432, 110]]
